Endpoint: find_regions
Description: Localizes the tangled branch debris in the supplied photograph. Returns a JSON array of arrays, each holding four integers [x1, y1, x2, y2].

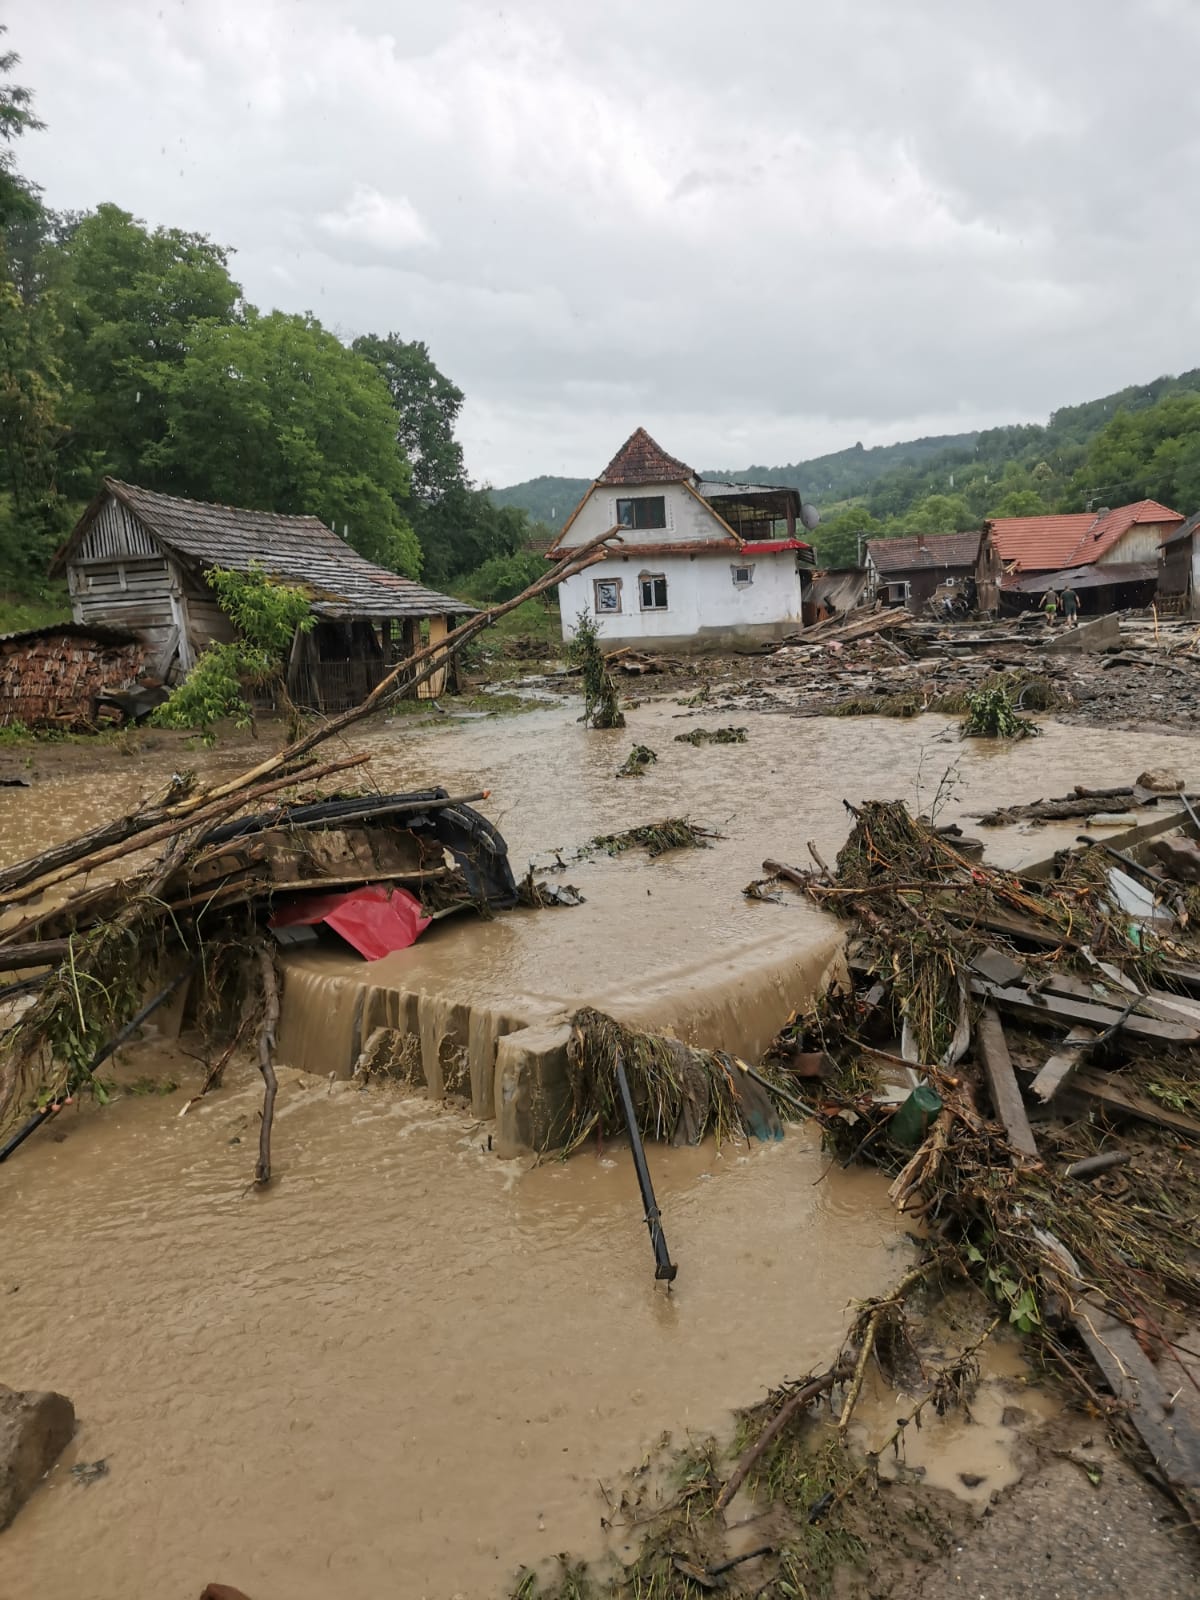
[[673, 726, 748, 745], [547, 1008, 796, 1156], [615, 744, 658, 778], [588, 819, 722, 859], [0, 530, 624, 1162], [758, 797, 1200, 1519]]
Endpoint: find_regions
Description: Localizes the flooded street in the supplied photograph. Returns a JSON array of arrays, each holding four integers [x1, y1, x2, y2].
[[1, 701, 1197, 1597], [0, 1065, 901, 1600]]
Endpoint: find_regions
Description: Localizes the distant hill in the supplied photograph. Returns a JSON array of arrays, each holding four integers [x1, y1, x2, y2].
[[489, 475, 590, 528], [491, 368, 1200, 534]]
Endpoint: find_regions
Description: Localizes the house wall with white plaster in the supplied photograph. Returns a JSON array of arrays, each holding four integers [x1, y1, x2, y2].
[[555, 481, 718, 552], [557, 549, 805, 650]]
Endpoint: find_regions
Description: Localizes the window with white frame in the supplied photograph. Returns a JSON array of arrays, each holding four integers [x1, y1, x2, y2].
[[616, 496, 667, 530], [639, 573, 668, 611], [593, 577, 622, 614], [731, 563, 755, 587]]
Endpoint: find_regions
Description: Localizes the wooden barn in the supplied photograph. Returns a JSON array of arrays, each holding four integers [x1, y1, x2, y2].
[[52, 480, 474, 711]]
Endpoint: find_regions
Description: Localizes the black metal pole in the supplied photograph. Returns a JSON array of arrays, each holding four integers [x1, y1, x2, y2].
[[0, 962, 198, 1166], [613, 1047, 677, 1283]]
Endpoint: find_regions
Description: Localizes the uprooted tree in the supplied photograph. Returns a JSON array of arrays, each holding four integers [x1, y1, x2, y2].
[[568, 611, 625, 729]]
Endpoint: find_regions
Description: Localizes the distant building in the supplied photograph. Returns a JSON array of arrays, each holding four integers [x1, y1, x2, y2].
[[1158, 512, 1200, 618], [863, 532, 982, 614], [547, 429, 815, 651], [53, 479, 474, 710], [982, 499, 1184, 615]]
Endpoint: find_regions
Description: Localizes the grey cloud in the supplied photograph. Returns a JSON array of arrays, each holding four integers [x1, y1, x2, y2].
[[7, 0, 1200, 483]]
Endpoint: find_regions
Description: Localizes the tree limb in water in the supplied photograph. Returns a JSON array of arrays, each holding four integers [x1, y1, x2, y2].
[[254, 945, 280, 1186]]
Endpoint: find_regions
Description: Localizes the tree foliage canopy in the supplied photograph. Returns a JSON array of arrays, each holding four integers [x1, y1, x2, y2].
[[0, 32, 544, 605]]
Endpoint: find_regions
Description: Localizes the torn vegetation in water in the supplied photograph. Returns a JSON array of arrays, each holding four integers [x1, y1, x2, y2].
[[615, 744, 658, 777], [673, 725, 748, 745]]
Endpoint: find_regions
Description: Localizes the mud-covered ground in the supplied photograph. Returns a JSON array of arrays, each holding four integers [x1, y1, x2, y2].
[[473, 612, 1200, 735]]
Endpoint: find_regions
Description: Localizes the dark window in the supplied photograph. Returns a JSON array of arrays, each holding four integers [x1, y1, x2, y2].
[[593, 577, 622, 613], [617, 496, 667, 530], [731, 564, 754, 586], [639, 574, 668, 611]]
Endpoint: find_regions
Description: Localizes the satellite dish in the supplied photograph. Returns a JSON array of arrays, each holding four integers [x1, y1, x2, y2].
[[799, 502, 821, 531]]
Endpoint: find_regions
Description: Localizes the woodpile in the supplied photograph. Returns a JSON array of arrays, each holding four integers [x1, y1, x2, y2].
[[0, 625, 146, 729]]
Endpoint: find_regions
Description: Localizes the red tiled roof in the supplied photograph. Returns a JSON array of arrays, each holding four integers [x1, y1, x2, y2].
[[596, 427, 693, 485], [986, 500, 1182, 572], [865, 532, 981, 574]]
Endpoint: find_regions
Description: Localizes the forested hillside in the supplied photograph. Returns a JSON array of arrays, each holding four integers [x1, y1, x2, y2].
[[0, 31, 551, 621], [495, 369, 1200, 567]]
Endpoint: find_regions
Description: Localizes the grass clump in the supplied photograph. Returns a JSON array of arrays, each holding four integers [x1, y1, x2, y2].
[[959, 683, 1041, 739]]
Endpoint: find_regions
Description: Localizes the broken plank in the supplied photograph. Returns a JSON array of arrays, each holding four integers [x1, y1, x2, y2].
[[970, 979, 1200, 1043], [975, 1005, 1039, 1158], [1059, 1068, 1200, 1139], [1073, 1296, 1200, 1505], [1029, 1026, 1097, 1103], [1041, 971, 1200, 1029]]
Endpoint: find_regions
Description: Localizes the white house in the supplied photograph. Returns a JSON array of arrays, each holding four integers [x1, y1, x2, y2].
[[548, 428, 816, 651]]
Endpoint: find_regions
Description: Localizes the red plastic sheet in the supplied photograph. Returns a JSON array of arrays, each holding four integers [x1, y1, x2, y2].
[[269, 885, 431, 960]]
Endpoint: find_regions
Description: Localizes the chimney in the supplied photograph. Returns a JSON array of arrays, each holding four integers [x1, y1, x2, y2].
[[916, 532, 926, 552]]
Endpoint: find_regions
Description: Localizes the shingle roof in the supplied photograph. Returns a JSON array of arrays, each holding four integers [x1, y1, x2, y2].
[[596, 428, 694, 485], [59, 480, 472, 620], [986, 500, 1182, 571], [866, 532, 982, 574]]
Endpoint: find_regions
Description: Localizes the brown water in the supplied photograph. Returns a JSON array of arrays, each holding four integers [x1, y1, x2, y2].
[[1, 703, 1192, 1597], [0, 1055, 903, 1600]]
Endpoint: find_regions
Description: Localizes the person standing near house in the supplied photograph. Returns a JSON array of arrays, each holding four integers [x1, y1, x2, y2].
[[1041, 589, 1059, 626], [1060, 584, 1079, 628]]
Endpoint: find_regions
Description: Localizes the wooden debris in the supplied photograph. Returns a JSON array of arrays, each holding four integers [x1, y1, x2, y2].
[[974, 1006, 1039, 1158], [1029, 1026, 1097, 1103], [969, 979, 1200, 1044]]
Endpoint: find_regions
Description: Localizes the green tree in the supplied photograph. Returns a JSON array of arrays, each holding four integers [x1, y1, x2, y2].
[[56, 203, 242, 491], [0, 28, 42, 227], [460, 548, 548, 603], [809, 506, 883, 568], [986, 489, 1046, 518], [144, 309, 421, 574], [351, 333, 465, 504], [901, 493, 976, 534]]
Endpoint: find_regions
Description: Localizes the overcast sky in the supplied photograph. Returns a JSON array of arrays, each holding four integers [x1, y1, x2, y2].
[[8, 0, 1200, 486]]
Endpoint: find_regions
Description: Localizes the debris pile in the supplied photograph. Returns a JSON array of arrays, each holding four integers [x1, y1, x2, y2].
[[758, 797, 1200, 1518]]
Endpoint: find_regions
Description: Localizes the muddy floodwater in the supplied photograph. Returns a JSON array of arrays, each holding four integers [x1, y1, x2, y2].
[[0, 1067, 901, 1600], [1, 705, 1196, 1598]]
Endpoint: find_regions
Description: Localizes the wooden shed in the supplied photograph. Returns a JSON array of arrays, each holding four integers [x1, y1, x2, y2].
[[52, 480, 475, 711]]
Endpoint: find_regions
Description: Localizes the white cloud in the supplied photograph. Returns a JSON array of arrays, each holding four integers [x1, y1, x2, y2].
[[318, 183, 435, 257]]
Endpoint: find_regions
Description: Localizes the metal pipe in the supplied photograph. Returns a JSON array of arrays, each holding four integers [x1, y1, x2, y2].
[[613, 1047, 677, 1283], [0, 962, 198, 1166]]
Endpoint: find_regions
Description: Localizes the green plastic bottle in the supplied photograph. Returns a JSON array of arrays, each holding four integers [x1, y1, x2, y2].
[[889, 1084, 943, 1148]]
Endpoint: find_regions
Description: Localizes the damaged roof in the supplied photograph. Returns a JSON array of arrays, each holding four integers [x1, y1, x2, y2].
[[986, 500, 1182, 571], [56, 480, 474, 621], [0, 620, 138, 648], [596, 428, 694, 485], [866, 532, 982, 574]]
